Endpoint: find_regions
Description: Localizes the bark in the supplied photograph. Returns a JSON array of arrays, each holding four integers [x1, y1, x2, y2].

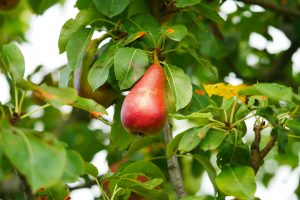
[[163, 120, 187, 198]]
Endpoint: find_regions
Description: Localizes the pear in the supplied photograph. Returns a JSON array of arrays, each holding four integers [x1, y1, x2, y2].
[[121, 63, 167, 135]]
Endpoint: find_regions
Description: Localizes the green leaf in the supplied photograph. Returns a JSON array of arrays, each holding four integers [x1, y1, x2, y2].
[[37, 183, 70, 200], [114, 48, 149, 90], [272, 127, 288, 154], [72, 96, 108, 115], [1, 43, 25, 82], [66, 28, 94, 70], [140, 178, 164, 189], [58, 8, 101, 53], [128, 0, 149, 17], [121, 160, 165, 182], [286, 119, 300, 134], [256, 83, 293, 102], [59, 122, 104, 161], [124, 14, 161, 47], [126, 135, 161, 157], [84, 162, 99, 178], [62, 150, 84, 182], [27, 0, 59, 14], [215, 166, 256, 200], [180, 196, 202, 200], [197, 3, 224, 24], [88, 45, 118, 91], [187, 12, 207, 31], [184, 84, 211, 112], [15, 79, 40, 91], [117, 178, 164, 192], [217, 132, 250, 169], [178, 126, 209, 153], [196, 57, 219, 81], [124, 31, 147, 45], [200, 129, 228, 151], [110, 99, 133, 150], [171, 112, 211, 126], [165, 25, 188, 42], [37, 85, 77, 108], [278, 128, 288, 154], [293, 94, 300, 104], [175, 0, 201, 8], [239, 83, 293, 102], [166, 131, 185, 159], [95, 0, 129, 18], [171, 112, 212, 120], [234, 103, 249, 121], [117, 177, 164, 190], [220, 98, 234, 110], [164, 63, 192, 111], [116, 178, 168, 200], [1, 125, 66, 191], [193, 154, 217, 193], [256, 107, 277, 125], [76, 0, 93, 10], [59, 65, 73, 88]]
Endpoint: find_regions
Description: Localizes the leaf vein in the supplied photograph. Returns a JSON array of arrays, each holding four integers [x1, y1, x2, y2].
[[121, 49, 138, 89]]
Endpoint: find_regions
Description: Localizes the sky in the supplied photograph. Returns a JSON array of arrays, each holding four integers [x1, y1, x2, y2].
[[0, 0, 300, 199]]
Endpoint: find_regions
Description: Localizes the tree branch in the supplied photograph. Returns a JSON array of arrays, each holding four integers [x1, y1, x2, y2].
[[249, 121, 278, 173], [236, 0, 300, 18], [259, 135, 277, 159], [250, 123, 263, 173], [163, 120, 187, 198]]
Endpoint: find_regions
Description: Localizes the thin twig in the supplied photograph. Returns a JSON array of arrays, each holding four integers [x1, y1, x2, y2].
[[249, 121, 277, 173], [236, 0, 300, 18], [20, 103, 50, 119], [163, 120, 187, 198], [250, 123, 263, 173], [14, 85, 19, 113], [18, 91, 27, 115], [259, 135, 277, 159]]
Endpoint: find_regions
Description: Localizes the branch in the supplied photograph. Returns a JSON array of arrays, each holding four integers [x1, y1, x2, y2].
[[163, 120, 187, 198], [249, 122, 278, 173], [249, 123, 263, 173], [259, 135, 277, 159], [236, 0, 300, 18]]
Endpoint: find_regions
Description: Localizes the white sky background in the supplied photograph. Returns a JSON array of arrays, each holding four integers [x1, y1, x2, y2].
[[0, 0, 300, 199]]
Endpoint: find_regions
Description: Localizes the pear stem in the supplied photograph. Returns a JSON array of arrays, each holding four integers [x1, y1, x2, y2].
[[163, 120, 187, 198], [153, 48, 160, 65]]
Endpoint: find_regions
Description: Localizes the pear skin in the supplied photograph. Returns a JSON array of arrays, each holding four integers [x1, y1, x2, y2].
[[121, 64, 167, 135]]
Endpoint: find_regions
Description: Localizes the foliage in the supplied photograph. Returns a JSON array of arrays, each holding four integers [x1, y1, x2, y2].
[[0, 0, 300, 199]]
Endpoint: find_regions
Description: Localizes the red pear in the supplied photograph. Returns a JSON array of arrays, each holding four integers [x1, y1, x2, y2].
[[121, 63, 167, 135]]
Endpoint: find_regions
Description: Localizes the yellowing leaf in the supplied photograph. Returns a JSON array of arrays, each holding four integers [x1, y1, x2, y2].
[[194, 89, 205, 95], [166, 28, 175, 33], [124, 32, 146, 45], [165, 25, 187, 41], [204, 83, 249, 103], [90, 111, 104, 118], [135, 31, 146, 38]]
